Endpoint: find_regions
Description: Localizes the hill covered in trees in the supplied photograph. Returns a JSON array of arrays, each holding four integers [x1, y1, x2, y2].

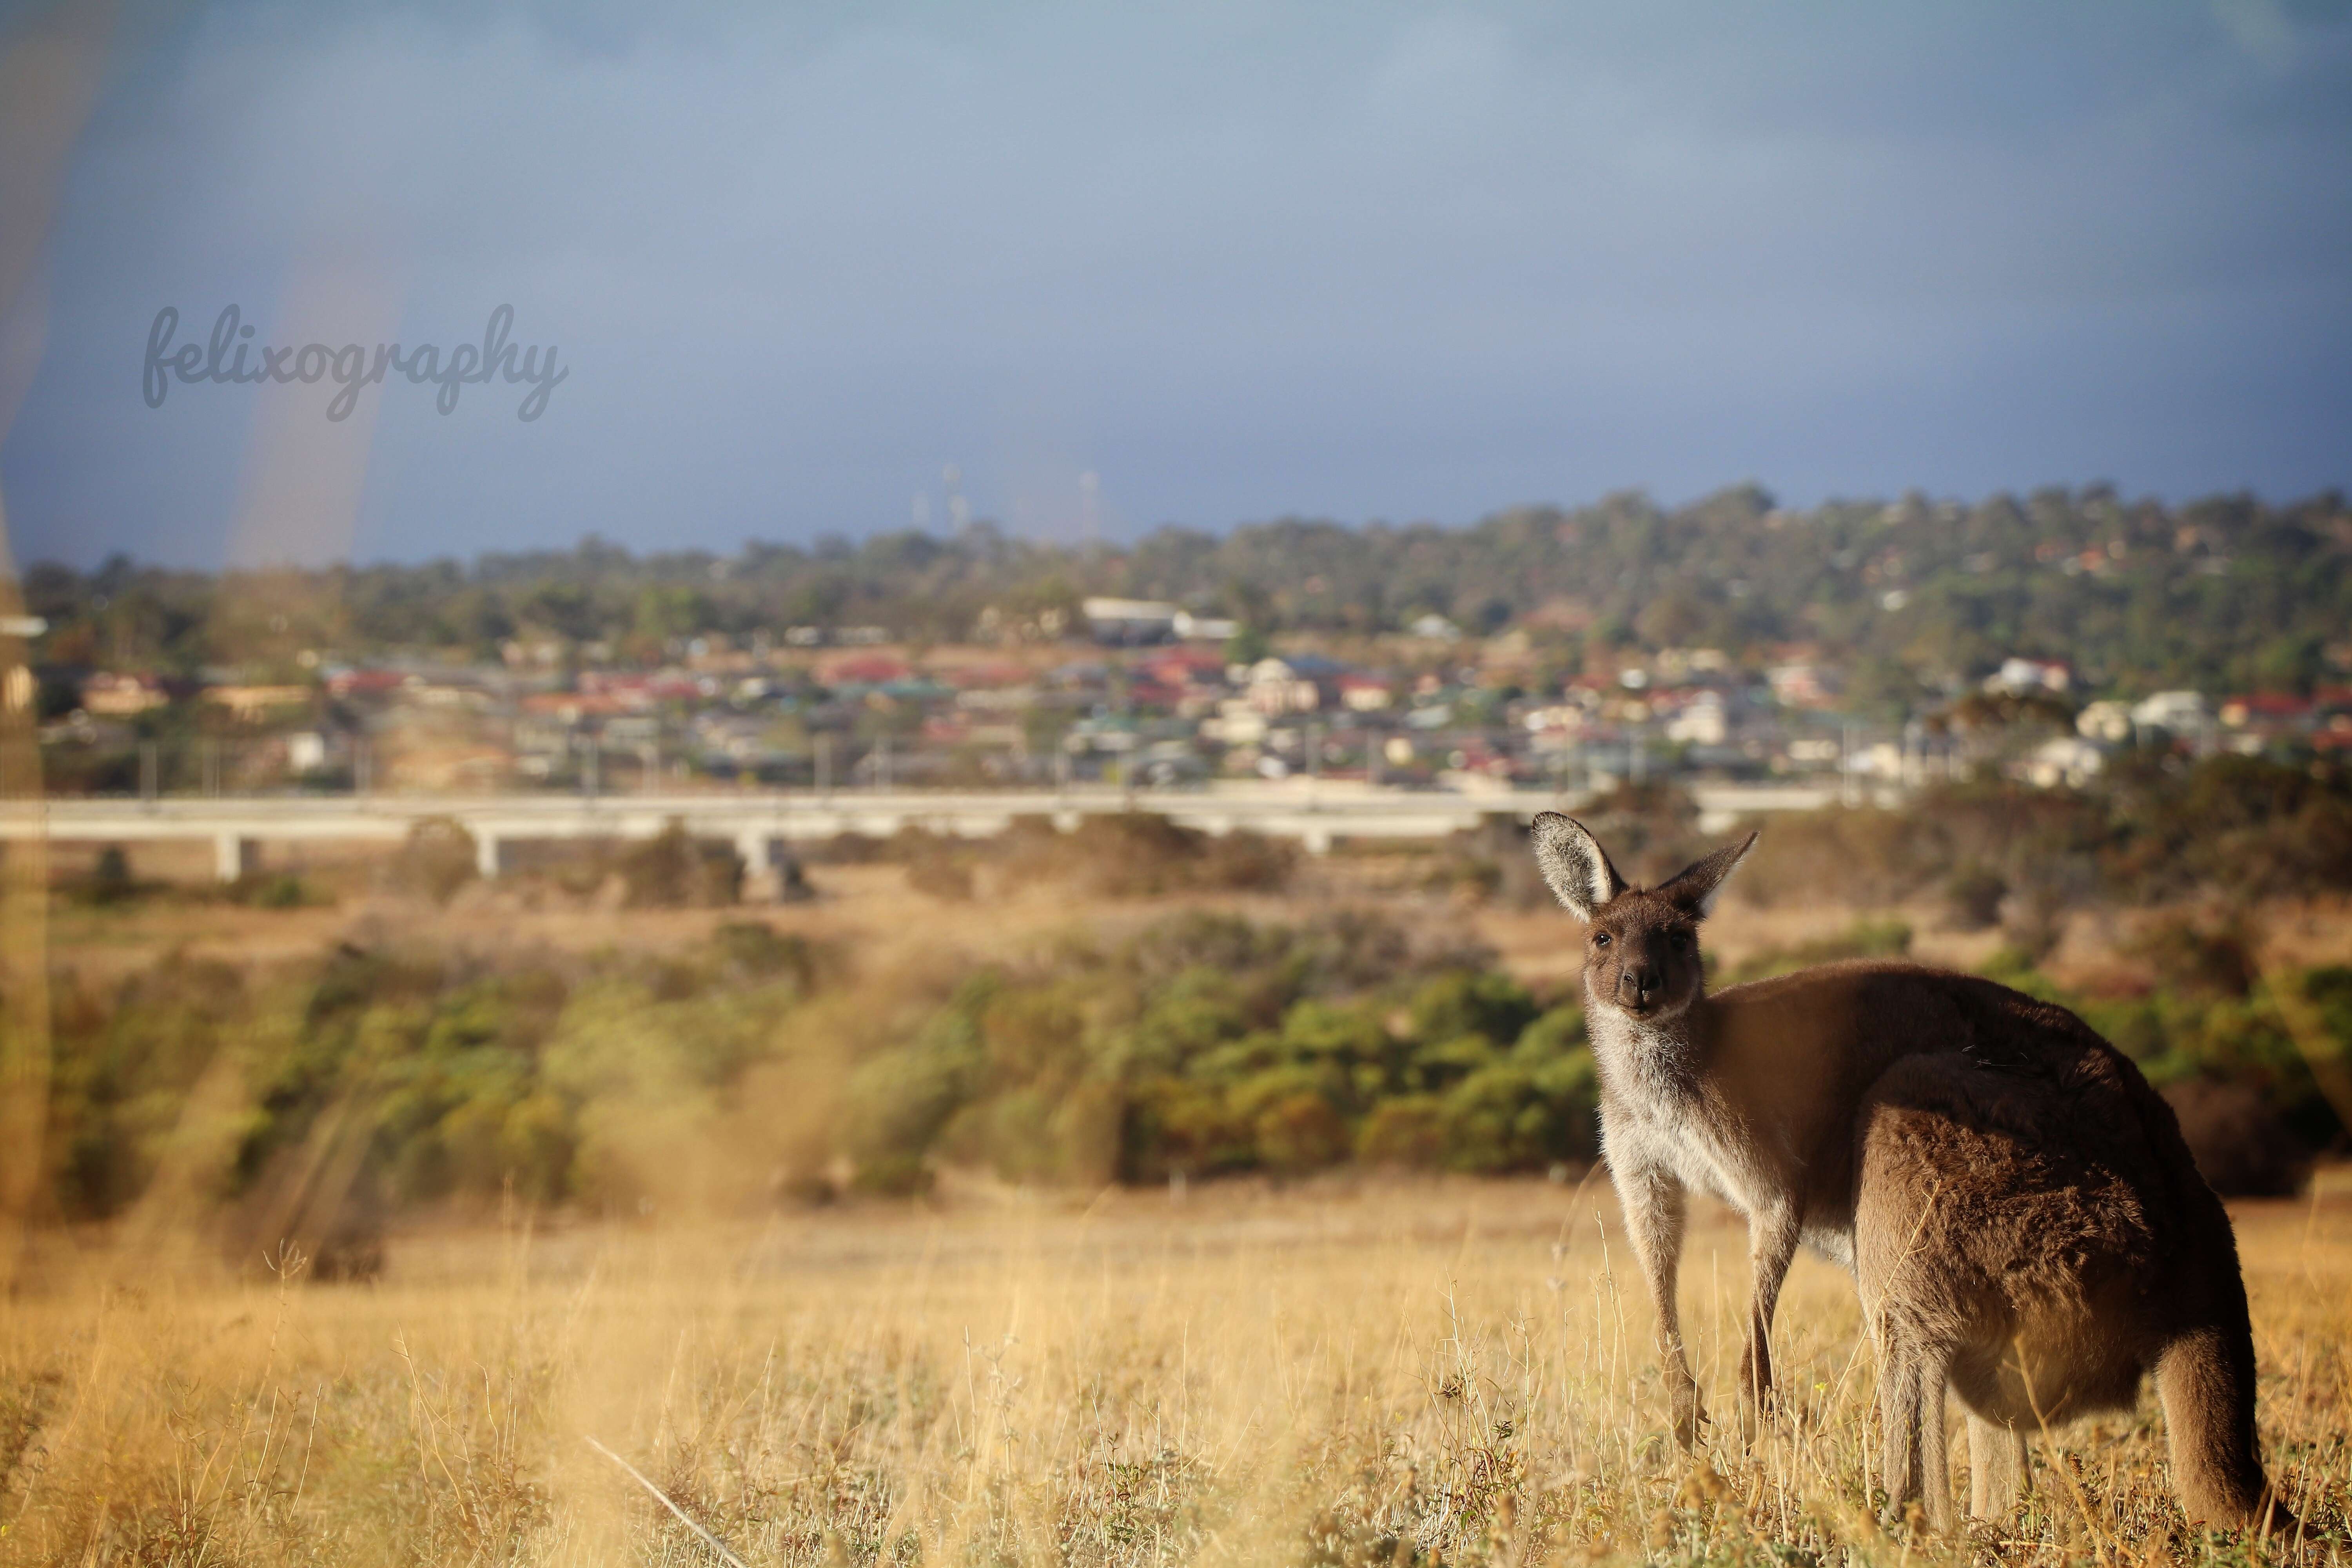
[[21, 485, 2352, 708]]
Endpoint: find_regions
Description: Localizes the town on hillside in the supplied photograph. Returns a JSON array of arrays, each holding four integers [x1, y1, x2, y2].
[[18, 487, 2352, 802]]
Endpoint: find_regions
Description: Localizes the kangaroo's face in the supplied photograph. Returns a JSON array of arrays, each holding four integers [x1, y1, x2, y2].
[[1581, 890, 1706, 1021], [1529, 813, 1758, 1025]]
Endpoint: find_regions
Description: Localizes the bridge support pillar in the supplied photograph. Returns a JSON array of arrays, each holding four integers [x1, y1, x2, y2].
[[214, 833, 259, 882], [474, 829, 505, 879], [735, 831, 782, 902]]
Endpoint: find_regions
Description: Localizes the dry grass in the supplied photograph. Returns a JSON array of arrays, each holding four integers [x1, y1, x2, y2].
[[2, 1180, 2348, 1567], [20, 866, 2352, 1564]]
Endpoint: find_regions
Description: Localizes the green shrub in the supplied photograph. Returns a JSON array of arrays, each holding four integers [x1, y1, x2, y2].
[[840, 975, 994, 1171], [709, 920, 821, 987], [850, 1152, 934, 1198], [1448, 1005, 1602, 1171], [998, 812, 1298, 898], [1731, 759, 2352, 916], [1103, 967, 1252, 1077], [618, 819, 742, 907], [1441, 1020, 1601, 1173], [49, 955, 248, 1219], [1515, 1004, 1589, 1059], [1356, 1096, 1446, 1167], [1406, 971, 1539, 1053], [1399, 1034, 1500, 1095], [388, 817, 478, 905], [2161, 1077, 2311, 1197], [890, 826, 978, 901], [219, 871, 316, 909], [940, 1089, 1058, 1181], [1944, 864, 2007, 930], [1252, 1092, 1350, 1174], [1122, 1075, 1250, 1180], [2123, 908, 2261, 999], [87, 845, 137, 906], [97, 904, 2352, 1218]]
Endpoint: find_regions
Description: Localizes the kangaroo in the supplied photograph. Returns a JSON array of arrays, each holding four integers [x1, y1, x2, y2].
[[1530, 813, 2287, 1533]]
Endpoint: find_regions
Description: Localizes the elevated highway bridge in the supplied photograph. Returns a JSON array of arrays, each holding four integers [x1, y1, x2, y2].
[[0, 781, 1871, 895]]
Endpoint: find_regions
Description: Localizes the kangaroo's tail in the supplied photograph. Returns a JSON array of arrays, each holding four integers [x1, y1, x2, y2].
[[2157, 1323, 2294, 1533]]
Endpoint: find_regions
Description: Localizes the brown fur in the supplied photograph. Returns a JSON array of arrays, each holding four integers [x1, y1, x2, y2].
[[1528, 813, 2288, 1534]]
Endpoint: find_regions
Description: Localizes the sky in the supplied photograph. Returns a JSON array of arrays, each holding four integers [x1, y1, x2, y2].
[[0, 0, 2347, 569]]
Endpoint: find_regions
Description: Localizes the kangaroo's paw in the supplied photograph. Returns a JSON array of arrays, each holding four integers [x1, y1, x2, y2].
[[1669, 1378, 1708, 1450], [1733, 1352, 1777, 1445], [1735, 1387, 1778, 1445]]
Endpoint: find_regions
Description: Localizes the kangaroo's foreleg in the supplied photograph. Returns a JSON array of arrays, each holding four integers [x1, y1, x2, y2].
[[1616, 1162, 1701, 1447], [1737, 1199, 1800, 1439]]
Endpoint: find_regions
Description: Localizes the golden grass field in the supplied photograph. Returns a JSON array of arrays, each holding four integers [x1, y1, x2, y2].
[[15, 851, 2352, 1566], [5, 1174, 2350, 1568]]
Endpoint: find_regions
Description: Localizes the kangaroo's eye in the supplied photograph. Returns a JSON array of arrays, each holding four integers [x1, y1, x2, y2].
[[1592, 933, 1612, 948]]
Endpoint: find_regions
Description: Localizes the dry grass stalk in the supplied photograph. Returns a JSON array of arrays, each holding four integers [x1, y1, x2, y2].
[[0, 1180, 2341, 1566]]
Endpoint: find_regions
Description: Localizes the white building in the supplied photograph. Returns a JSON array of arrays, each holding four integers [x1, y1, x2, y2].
[[2077, 700, 2134, 743], [2130, 691, 2210, 734], [1245, 657, 1332, 715], [1083, 598, 1181, 642], [1082, 599, 1238, 644], [1985, 657, 2073, 695], [1665, 691, 1728, 746], [2025, 736, 2107, 788]]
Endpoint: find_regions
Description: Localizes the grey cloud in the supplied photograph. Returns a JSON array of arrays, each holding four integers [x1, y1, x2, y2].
[[1, 0, 2345, 566]]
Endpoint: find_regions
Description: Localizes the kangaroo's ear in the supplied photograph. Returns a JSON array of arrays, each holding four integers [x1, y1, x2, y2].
[[1530, 813, 1626, 921], [1657, 831, 1759, 917]]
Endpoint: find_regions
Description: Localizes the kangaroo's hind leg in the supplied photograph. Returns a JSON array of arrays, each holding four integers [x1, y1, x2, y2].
[[1966, 1413, 2026, 1520], [1878, 1336, 1956, 1533], [1877, 1342, 1920, 1526], [1915, 1348, 1955, 1533]]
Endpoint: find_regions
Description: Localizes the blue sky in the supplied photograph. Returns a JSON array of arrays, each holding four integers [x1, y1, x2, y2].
[[1, 0, 2347, 567]]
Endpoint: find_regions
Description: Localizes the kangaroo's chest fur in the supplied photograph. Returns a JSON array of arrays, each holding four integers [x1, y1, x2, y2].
[[1589, 980, 1899, 1270], [1593, 1014, 1780, 1211]]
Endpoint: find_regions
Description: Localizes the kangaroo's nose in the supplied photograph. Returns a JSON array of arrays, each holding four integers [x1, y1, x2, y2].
[[1618, 967, 1661, 1004]]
